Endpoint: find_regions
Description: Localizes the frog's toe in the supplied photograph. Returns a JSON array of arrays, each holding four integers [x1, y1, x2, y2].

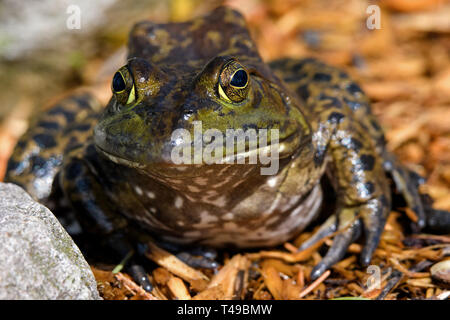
[[128, 263, 153, 292], [359, 198, 389, 266], [310, 218, 361, 280], [303, 196, 390, 280], [105, 233, 154, 292], [297, 215, 337, 251], [301, 207, 362, 280], [176, 252, 219, 269]]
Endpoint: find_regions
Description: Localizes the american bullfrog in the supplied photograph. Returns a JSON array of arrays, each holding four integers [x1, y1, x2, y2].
[[5, 7, 448, 288]]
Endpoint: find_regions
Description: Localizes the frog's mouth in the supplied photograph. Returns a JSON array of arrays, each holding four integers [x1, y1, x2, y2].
[[95, 145, 147, 170], [95, 125, 306, 179]]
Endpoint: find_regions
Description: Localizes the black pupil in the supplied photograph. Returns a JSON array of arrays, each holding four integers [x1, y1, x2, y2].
[[112, 72, 126, 92], [230, 70, 248, 87]]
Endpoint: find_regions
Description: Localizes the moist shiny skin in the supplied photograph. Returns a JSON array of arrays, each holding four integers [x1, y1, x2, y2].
[[5, 7, 429, 278]]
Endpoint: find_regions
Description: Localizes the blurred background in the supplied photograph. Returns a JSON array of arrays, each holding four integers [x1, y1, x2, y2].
[[0, 0, 449, 209]]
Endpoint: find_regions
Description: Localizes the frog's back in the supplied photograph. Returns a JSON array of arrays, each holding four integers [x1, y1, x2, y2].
[[270, 58, 386, 154]]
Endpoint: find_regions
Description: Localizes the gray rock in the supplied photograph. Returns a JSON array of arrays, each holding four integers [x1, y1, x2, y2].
[[0, 183, 100, 300]]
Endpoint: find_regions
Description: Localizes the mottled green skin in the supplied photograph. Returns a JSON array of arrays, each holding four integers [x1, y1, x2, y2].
[[5, 7, 427, 279]]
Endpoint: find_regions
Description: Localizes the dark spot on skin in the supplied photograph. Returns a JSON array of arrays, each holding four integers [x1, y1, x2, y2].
[[314, 145, 327, 166], [319, 94, 342, 108], [331, 84, 341, 90], [65, 162, 83, 180], [16, 140, 27, 149], [37, 121, 60, 130], [298, 71, 309, 80], [343, 97, 364, 111], [312, 72, 332, 82], [31, 155, 59, 178], [377, 136, 386, 148], [371, 119, 382, 131], [234, 41, 251, 52], [48, 106, 75, 122], [359, 120, 370, 133], [284, 75, 300, 83], [364, 182, 375, 195], [71, 123, 93, 132], [73, 94, 94, 109], [64, 137, 83, 153], [293, 58, 318, 73], [9, 159, 27, 175], [327, 112, 345, 124], [296, 84, 310, 100], [292, 63, 306, 73], [33, 133, 57, 148], [360, 154, 375, 171], [339, 71, 349, 79], [269, 59, 289, 70], [348, 138, 363, 152], [6, 159, 19, 172], [347, 83, 363, 96]]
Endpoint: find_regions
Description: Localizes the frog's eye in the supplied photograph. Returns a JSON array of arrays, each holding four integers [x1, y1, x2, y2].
[[230, 70, 248, 88], [112, 72, 126, 92], [218, 60, 250, 103], [111, 66, 136, 106]]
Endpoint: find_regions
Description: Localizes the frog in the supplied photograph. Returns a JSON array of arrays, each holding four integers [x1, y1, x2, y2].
[[5, 6, 448, 289]]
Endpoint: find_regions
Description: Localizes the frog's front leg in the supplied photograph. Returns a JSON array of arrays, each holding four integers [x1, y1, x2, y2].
[[300, 108, 392, 279], [274, 58, 448, 279], [60, 146, 152, 292], [275, 58, 395, 279]]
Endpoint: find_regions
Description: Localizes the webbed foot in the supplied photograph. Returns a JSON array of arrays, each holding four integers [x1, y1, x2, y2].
[[299, 196, 389, 280]]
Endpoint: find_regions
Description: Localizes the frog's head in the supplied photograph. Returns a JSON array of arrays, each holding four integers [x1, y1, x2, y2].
[[94, 6, 311, 182]]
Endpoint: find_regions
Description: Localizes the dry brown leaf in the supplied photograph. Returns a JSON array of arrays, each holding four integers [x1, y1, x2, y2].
[[261, 265, 283, 300], [145, 241, 209, 288], [299, 270, 331, 299], [192, 284, 226, 300], [208, 254, 250, 300], [167, 276, 191, 300]]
